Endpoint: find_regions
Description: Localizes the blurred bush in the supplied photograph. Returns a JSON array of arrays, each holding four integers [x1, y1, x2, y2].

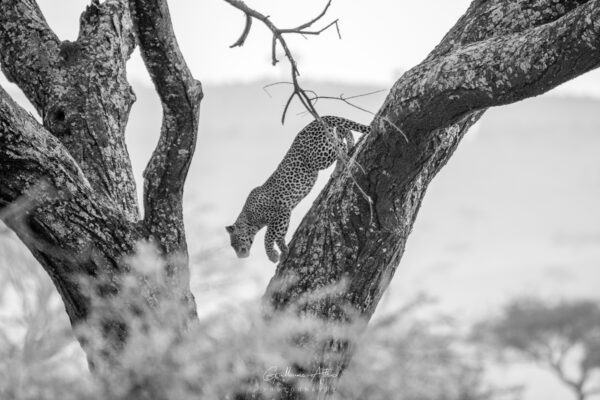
[[1, 222, 513, 399], [474, 297, 600, 400], [0, 224, 92, 400]]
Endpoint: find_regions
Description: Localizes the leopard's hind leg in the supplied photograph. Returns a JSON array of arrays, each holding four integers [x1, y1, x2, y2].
[[264, 208, 291, 263]]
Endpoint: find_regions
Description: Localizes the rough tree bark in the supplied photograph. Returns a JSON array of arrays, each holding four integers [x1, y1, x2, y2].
[[262, 0, 600, 397], [0, 0, 599, 398], [0, 0, 200, 371]]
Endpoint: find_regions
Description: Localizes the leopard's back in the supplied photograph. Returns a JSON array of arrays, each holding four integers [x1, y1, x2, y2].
[[263, 116, 368, 209]]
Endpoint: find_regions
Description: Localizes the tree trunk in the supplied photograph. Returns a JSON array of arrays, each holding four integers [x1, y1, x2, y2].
[[262, 0, 600, 397], [1, 0, 599, 398]]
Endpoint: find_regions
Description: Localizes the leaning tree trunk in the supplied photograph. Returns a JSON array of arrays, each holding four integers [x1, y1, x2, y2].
[[1, 0, 599, 399], [261, 0, 600, 397], [0, 0, 201, 373]]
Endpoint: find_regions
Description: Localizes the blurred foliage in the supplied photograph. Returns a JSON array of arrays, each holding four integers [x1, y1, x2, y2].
[[0, 224, 93, 400], [337, 297, 522, 400], [0, 222, 515, 400], [474, 297, 600, 400]]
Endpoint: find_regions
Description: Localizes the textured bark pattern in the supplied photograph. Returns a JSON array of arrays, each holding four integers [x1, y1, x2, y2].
[[0, 85, 142, 352], [0, 0, 201, 369], [264, 0, 600, 395], [128, 0, 203, 261], [127, 0, 203, 319], [0, 0, 139, 220]]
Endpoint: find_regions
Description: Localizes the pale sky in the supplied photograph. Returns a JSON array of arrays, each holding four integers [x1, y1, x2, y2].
[[2, 0, 598, 95]]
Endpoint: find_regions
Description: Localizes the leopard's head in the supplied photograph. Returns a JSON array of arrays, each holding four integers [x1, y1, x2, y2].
[[225, 221, 256, 258]]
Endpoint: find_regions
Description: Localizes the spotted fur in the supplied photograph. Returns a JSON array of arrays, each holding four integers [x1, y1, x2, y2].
[[226, 116, 370, 263]]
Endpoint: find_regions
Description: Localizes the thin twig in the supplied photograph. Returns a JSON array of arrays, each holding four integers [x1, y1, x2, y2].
[[289, 0, 333, 31], [307, 89, 386, 116], [224, 0, 339, 123], [229, 13, 252, 48], [281, 19, 341, 36], [263, 82, 319, 100], [305, 90, 408, 142]]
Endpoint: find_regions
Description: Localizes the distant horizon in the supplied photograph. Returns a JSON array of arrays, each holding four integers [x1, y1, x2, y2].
[[3, 0, 600, 99], [3, 77, 600, 127], [6, 75, 599, 106]]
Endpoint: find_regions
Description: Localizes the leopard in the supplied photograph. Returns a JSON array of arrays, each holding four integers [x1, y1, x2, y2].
[[226, 115, 370, 263]]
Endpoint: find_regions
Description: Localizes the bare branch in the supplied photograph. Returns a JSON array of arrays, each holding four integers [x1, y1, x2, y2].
[[262, 81, 320, 108], [284, 19, 341, 37], [230, 13, 253, 48], [224, 0, 339, 123], [288, 0, 332, 32], [306, 89, 386, 115], [280, 18, 341, 37], [426, 0, 592, 62], [382, 1, 600, 137], [128, 0, 202, 309]]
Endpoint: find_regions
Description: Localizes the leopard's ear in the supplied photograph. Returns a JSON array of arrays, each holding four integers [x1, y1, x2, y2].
[[225, 225, 235, 234]]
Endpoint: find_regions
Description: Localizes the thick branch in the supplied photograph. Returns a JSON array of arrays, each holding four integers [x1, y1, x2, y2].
[[0, 0, 140, 220], [0, 0, 60, 111], [128, 0, 202, 256], [428, 0, 591, 61], [261, 0, 600, 396], [128, 0, 202, 255], [382, 0, 600, 137], [127, 0, 202, 321], [270, 0, 600, 314]]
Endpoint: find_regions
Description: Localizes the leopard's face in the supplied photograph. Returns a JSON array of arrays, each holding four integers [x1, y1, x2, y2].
[[225, 224, 254, 258]]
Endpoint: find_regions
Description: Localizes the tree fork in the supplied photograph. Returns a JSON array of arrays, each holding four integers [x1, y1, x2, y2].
[[0, 0, 139, 219], [0, 0, 201, 372]]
